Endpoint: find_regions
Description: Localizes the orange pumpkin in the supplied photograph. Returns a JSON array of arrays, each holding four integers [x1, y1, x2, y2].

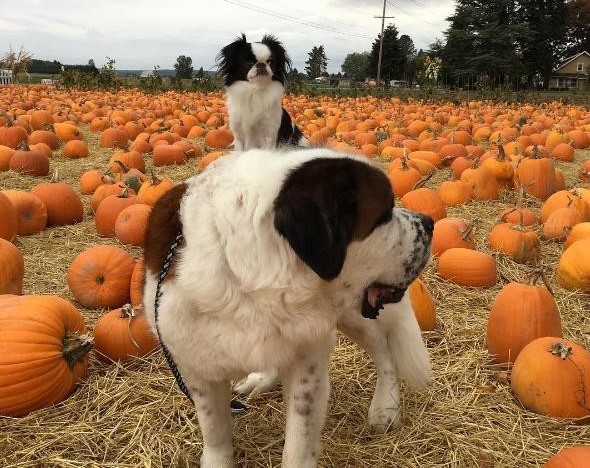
[[28, 129, 60, 150], [431, 217, 475, 257], [9, 142, 50, 177], [204, 128, 234, 148], [62, 139, 89, 159], [0, 191, 18, 241], [488, 223, 540, 263], [67, 245, 136, 309], [0, 295, 92, 416], [557, 239, 590, 292], [437, 248, 497, 287], [130, 258, 145, 307], [0, 144, 15, 171], [95, 188, 139, 237], [516, 145, 557, 201], [1, 190, 47, 235], [543, 207, 581, 241], [486, 280, 562, 364], [408, 278, 436, 331], [114, 203, 152, 247], [137, 170, 174, 206], [545, 446, 590, 467], [401, 187, 446, 222], [30, 173, 84, 226], [387, 155, 422, 198], [0, 238, 24, 295], [99, 127, 129, 148], [565, 222, 590, 248], [460, 164, 499, 200], [93, 304, 158, 363], [438, 180, 472, 206], [511, 337, 590, 421]]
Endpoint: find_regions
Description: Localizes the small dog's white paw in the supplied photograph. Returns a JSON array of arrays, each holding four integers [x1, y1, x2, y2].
[[233, 371, 279, 396]]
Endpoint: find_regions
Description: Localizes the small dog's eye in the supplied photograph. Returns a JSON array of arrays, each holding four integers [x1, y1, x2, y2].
[[267, 59, 272, 65]]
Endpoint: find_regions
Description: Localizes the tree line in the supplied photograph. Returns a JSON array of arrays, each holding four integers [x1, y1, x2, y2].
[[303, 0, 589, 89]]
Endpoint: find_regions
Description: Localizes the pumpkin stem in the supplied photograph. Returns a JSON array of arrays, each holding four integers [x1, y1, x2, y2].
[[41, 122, 56, 133], [149, 168, 162, 185], [114, 159, 130, 174], [113, 141, 130, 151], [62, 332, 94, 369], [550, 342, 572, 360], [50, 169, 60, 183], [17, 140, 31, 152], [401, 149, 410, 170], [528, 266, 554, 296], [531, 145, 542, 159], [117, 186, 131, 198], [185, 148, 196, 158], [461, 221, 475, 241], [412, 171, 435, 190], [0, 110, 14, 127], [120, 303, 141, 352]]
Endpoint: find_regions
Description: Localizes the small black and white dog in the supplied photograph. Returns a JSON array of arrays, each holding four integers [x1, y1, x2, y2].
[[216, 34, 307, 151]]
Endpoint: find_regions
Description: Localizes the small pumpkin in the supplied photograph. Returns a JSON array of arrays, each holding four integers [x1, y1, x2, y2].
[[0, 295, 92, 416], [515, 145, 557, 201], [62, 139, 89, 159], [30, 171, 84, 226], [557, 239, 590, 292], [8, 141, 50, 177], [204, 128, 234, 148], [437, 248, 497, 287], [511, 337, 590, 421], [130, 258, 145, 307], [0, 191, 18, 241], [431, 217, 475, 257], [67, 245, 136, 309], [93, 304, 158, 363], [114, 203, 152, 247], [488, 223, 540, 263], [137, 170, 174, 206], [408, 278, 436, 331], [0, 238, 24, 295], [1, 190, 48, 235], [95, 188, 139, 237]]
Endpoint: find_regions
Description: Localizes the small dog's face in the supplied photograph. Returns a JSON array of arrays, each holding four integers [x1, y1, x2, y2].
[[217, 34, 291, 86]]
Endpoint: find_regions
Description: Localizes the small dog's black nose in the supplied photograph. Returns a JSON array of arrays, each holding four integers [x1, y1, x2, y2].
[[256, 62, 266, 70], [419, 214, 434, 235]]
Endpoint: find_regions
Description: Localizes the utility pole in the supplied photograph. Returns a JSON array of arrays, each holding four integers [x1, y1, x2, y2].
[[374, 0, 394, 86]]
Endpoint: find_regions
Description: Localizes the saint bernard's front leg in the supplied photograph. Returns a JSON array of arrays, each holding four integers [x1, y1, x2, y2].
[[280, 335, 335, 468], [187, 379, 235, 468]]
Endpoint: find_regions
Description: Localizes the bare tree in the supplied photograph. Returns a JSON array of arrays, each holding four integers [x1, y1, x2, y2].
[[1, 46, 33, 82]]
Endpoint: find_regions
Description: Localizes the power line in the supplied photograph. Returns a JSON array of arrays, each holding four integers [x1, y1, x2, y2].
[[218, 0, 374, 39]]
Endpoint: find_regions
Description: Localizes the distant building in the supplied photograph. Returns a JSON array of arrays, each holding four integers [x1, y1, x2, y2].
[[549, 51, 589, 91], [0, 69, 12, 85]]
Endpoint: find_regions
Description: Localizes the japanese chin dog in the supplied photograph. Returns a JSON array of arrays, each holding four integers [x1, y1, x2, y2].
[[216, 34, 307, 151]]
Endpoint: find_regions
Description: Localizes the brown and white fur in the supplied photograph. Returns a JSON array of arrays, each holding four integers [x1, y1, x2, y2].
[[143, 148, 433, 467]]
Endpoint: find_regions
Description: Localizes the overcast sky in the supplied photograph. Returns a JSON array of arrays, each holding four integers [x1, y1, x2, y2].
[[1, 0, 455, 73]]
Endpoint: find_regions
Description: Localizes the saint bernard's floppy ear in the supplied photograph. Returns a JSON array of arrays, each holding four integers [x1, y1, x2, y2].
[[273, 157, 394, 281]]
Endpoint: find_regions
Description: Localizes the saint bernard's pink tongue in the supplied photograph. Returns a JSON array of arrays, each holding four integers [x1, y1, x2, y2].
[[362, 284, 407, 319]]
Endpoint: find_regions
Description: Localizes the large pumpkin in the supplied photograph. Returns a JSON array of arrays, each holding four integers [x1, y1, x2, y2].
[[0, 295, 92, 416], [511, 337, 590, 421], [67, 245, 136, 309], [1, 190, 48, 235], [486, 281, 562, 364], [93, 304, 158, 363], [408, 278, 436, 331]]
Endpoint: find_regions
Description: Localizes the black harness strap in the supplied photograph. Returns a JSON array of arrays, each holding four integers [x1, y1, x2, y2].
[[153, 231, 246, 413]]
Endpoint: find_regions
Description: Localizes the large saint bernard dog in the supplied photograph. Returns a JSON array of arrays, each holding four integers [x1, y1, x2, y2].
[[143, 147, 433, 468]]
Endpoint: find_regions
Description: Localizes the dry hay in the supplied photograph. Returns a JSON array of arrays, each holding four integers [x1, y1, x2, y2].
[[1, 125, 590, 468]]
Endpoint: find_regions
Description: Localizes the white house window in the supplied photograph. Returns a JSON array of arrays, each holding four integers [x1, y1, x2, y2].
[[558, 77, 577, 88], [578, 62, 584, 72]]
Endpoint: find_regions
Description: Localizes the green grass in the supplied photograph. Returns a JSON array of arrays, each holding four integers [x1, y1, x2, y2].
[[15, 73, 56, 84]]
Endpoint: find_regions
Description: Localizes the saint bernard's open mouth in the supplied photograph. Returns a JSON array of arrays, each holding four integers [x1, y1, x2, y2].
[[361, 282, 407, 319]]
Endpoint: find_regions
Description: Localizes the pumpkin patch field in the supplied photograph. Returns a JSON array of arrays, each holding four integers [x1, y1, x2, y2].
[[1, 84, 590, 467]]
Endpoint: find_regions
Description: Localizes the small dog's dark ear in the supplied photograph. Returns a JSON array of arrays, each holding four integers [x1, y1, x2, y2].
[[216, 33, 249, 76], [262, 34, 292, 80], [273, 160, 358, 281]]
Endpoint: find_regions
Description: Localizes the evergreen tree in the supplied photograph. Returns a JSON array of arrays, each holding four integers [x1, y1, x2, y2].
[[516, 0, 567, 88], [174, 55, 194, 79], [564, 0, 590, 56], [441, 0, 529, 88], [305, 46, 328, 78], [367, 24, 405, 82]]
